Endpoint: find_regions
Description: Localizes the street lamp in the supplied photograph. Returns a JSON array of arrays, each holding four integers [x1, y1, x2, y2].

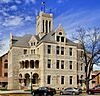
[[31, 72, 33, 94]]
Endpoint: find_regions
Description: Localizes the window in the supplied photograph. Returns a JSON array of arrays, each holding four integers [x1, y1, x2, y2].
[[77, 63, 78, 71], [61, 60, 64, 69], [92, 81, 96, 83], [61, 47, 64, 55], [4, 73, 8, 77], [81, 51, 83, 57], [33, 49, 35, 54], [47, 45, 51, 54], [69, 61, 72, 69], [43, 20, 44, 32], [31, 50, 35, 54], [24, 49, 27, 54], [70, 76, 73, 85], [34, 42, 35, 45], [46, 20, 48, 33], [59, 32, 62, 35], [56, 60, 59, 69], [56, 46, 59, 55], [81, 64, 83, 71], [57, 36, 60, 42], [61, 37, 64, 42], [48, 59, 51, 68], [31, 43, 33, 46], [49, 21, 51, 32], [61, 76, 64, 84], [4, 60, 8, 62], [47, 75, 51, 84], [69, 48, 72, 56], [4, 63, 8, 68], [31, 50, 34, 54]]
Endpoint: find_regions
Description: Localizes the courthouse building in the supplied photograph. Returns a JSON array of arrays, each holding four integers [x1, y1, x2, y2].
[[8, 11, 85, 90]]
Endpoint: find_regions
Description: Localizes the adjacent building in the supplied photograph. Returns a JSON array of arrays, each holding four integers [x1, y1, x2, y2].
[[91, 70, 100, 87], [0, 53, 8, 88], [8, 11, 85, 90]]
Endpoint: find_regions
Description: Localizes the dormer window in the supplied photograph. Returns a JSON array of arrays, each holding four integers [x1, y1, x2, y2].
[[31, 43, 33, 46], [57, 36, 60, 42], [31, 42, 36, 46], [34, 42, 35, 45], [61, 37, 64, 42], [59, 32, 62, 35]]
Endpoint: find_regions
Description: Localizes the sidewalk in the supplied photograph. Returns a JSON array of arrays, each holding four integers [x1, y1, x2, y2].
[[0, 90, 30, 94]]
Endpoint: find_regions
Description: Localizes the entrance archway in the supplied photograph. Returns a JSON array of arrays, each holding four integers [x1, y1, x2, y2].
[[24, 73, 30, 86], [32, 73, 39, 84]]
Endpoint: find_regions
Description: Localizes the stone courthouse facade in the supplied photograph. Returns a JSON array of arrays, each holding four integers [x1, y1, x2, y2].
[[8, 11, 85, 90]]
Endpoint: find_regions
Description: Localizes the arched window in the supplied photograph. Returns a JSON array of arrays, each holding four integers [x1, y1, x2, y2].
[[43, 20, 44, 32], [22, 61, 24, 68], [30, 60, 34, 68], [49, 21, 51, 32], [35, 60, 39, 68], [24, 73, 30, 86], [25, 60, 29, 69], [32, 73, 39, 84], [46, 20, 48, 33], [4, 59, 8, 62], [19, 74, 22, 79]]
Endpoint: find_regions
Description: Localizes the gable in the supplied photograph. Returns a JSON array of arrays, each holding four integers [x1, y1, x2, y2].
[[55, 24, 66, 36], [29, 35, 38, 46]]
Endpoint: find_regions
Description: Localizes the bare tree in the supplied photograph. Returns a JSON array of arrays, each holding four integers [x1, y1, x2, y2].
[[73, 27, 100, 92]]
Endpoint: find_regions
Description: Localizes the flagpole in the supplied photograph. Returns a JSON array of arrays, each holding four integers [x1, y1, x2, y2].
[[42, 2, 45, 12]]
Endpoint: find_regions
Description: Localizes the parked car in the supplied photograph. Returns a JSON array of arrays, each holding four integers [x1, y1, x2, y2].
[[77, 87, 82, 94], [60, 87, 81, 95], [32, 87, 56, 96], [87, 85, 100, 94]]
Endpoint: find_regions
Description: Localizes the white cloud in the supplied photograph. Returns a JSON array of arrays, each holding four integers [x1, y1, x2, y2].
[[0, 32, 2, 35], [0, 9, 9, 16], [0, 0, 11, 3], [31, 0, 36, 3], [93, 64, 100, 71], [25, 0, 36, 4], [35, 9, 38, 16], [57, 0, 69, 3], [2, 16, 23, 27], [54, 9, 100, 38], [10, 5, 17, 11], [25, 16, 32, 21], [15, 0, 22, 4], [0, 38, 9, 57]]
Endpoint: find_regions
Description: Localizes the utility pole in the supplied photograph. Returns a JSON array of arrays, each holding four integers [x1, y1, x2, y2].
[[31, 72, 33, 94]]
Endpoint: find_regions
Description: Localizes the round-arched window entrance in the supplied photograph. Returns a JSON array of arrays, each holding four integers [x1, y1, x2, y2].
[[32, 73, 39, 84], [24, 73, 30, 86]]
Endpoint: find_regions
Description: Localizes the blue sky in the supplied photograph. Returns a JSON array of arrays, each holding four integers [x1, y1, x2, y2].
[[0, 0, 100, 70]]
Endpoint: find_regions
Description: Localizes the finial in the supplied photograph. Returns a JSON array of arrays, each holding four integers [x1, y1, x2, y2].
[[49, 8, 52, 13], [41, 1, 45, 12], [10, 32, 12, 40]]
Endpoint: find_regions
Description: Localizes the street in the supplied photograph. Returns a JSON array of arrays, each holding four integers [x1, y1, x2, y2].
[[55, 93, 100, 96]]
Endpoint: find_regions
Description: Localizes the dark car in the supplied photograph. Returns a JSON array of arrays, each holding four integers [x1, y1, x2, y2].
[[60, 87, 80, 95], [32, 87, 56, 96], [87, 85, 100, 94]]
